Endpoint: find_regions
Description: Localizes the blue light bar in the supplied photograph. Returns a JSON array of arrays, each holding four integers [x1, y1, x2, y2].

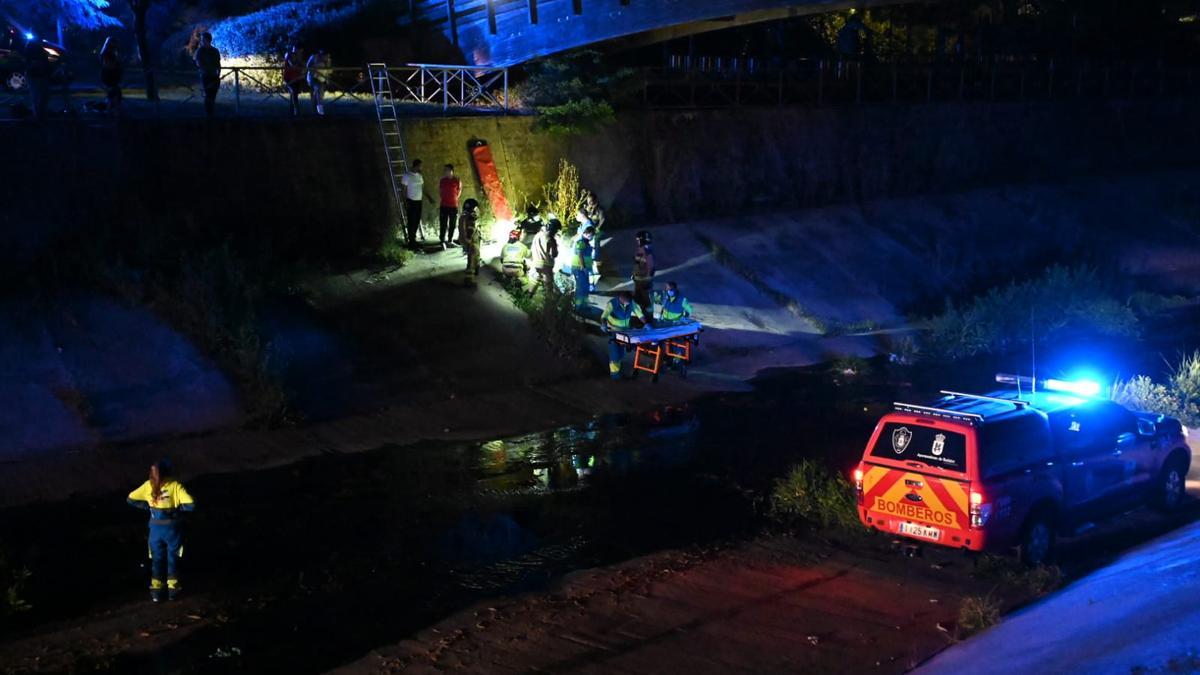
[[24, 32, 33, 40], [1043, 378, 1102, 397]]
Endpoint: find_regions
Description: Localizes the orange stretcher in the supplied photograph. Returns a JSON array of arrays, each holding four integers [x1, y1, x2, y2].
[[612, 320, 703, 382]]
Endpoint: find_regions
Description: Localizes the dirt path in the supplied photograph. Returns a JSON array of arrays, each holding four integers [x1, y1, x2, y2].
[[331, 535, 993, 675]]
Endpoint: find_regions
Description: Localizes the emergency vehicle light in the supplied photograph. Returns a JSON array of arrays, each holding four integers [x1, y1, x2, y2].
[[1043, 378, 1102, 397], [24, 32, 33, 40]]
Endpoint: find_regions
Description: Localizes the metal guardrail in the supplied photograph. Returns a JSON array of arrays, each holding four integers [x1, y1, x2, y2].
[[623, 60, 1200, 109], [0, 63, 511, 117]]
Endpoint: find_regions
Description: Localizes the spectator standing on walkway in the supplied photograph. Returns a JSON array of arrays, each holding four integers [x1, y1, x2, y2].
[[194, 32, 221, 117], [99, 37, 123, 117], [282, 45, 305, 116], [836, 12, 865, 79], [306, 48, 331, 115], [438, 164, 462, 249], [400, 159, 425, 249], [24, 37, 51, 119]]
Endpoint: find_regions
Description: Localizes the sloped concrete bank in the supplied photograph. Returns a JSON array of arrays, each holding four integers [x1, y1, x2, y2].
[[0, 97, 1196, 456]]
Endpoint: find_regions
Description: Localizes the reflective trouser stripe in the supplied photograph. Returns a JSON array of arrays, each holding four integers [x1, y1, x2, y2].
[[167, 578, 179, 589], [150, 578, 165, 589]]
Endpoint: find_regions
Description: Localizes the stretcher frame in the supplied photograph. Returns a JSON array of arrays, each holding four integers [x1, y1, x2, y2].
[[612, 321, 703, 382]]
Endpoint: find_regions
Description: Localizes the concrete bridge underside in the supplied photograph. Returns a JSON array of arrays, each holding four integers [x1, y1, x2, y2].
[[406, 0, 919, 66]]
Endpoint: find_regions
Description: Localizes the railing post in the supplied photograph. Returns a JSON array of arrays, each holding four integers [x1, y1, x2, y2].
[[504, 68, 509, 113], [958, 66, 965, 99], [443, 69, 449, 112], [926, 67, 933, 102], [891, 64, 898, 101], [1047, 59, 1054, 98], [234, 68, 240, 115], [855, 62, 863, 103], [989, 66, 996, 100]]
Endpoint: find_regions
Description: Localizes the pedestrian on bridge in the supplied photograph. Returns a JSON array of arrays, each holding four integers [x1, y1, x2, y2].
[[282, 45, 305, 116], [439, 164, 462, 249], [99, 37, 123, 117], [194, 32, 221, 117], [400, 159, 425, 249], [306, 48, 331, 115], [127, 459, 195, 603]]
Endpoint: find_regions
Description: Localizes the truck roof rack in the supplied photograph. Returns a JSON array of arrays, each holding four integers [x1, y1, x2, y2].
[[893, 402, 985, 424], [939, 390, 1030, 408]]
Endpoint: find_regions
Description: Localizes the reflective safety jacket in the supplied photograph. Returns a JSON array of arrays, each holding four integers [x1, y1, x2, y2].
[[128, 480, 195, 523], [601, 298, 646, 331], [571, 237, 593, 270], [660, 294, 693, 322], [501, 242, 529, 269]]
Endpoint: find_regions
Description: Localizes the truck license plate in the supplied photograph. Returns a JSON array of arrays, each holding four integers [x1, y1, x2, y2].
[[899, 522, 941, 541]]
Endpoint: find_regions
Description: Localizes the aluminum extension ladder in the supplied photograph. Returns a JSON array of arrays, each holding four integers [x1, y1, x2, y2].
[[368, 63, 411, 237]]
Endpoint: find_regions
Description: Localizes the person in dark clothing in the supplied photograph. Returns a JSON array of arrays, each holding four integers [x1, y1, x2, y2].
[[282, 45, 304, 116], [24, 38, 51, 119], [99, 37, 123, 116], [194, 32, 221, 117]]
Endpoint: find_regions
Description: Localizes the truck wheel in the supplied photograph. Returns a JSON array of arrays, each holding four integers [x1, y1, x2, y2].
[[6, 72, 27, 91], [1018, 511, 1056, 567], [1151, 456, 1187, 513]]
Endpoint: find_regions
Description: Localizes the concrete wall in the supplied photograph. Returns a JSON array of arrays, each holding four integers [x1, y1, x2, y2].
[[0, 118, 394, 270], [401, 97, 1200, 228], [0, 97, 1195, 268]]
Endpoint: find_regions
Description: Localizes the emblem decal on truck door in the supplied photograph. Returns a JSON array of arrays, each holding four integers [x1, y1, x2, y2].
[[931, 433, 946, 456], [892, 427, 913, 454]]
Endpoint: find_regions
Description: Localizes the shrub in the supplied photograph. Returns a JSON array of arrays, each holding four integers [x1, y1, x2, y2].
[[519, 50, 633, 135], [957, 594, 1001, 636], [209, 0, 373, 60], [0, 548, 31, 619], [923, 266, 1138, 361], [534, 99, 615, 136], [378, 238, 410, 267], [146, 244, 292, 426], [542, 159, 584, 229], [972, 554, 1062, 597], [501, 275, 584, 359], [1112, 351, 1200, 427], [768, 460, 859, 531]]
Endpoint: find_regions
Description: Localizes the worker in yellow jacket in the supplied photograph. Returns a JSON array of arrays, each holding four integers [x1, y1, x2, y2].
[[600, 291, 647, 380], [127, 459, 195, 602]]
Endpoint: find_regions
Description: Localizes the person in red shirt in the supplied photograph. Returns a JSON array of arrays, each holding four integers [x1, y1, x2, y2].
[[439, 164, 463, 249]]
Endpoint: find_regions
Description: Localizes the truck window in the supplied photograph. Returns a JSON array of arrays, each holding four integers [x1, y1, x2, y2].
[[1050, 402, 1137, 456], [978, 413, 1052, 479], [869, 422, 967, 473]]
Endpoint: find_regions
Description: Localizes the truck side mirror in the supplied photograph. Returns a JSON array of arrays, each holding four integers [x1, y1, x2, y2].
[[1137, 419, 1157, 436]]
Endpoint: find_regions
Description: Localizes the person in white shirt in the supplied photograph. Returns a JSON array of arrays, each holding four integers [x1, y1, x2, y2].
[[400, 159, 425, 249]]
